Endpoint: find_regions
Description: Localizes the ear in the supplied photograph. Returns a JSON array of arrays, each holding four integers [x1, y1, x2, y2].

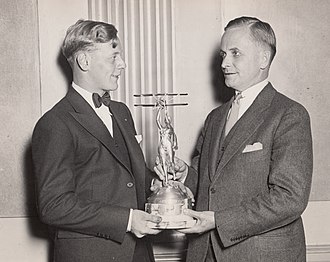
[[76, 52, 90, 71], [260, 50, 271, 70]]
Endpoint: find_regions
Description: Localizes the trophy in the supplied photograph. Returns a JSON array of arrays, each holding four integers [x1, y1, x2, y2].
[[134, 93, 195, 229]]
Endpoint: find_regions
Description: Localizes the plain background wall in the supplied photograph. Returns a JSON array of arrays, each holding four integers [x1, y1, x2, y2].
[[0, 0, 89, 261], [1, 0, 330, 261], [0, 0, 49, 261], [0, 0, 40, 217]]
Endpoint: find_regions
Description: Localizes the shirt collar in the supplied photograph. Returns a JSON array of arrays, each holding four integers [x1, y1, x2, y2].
[[71, 82, 96, 109], [239, 79, 269, 99]]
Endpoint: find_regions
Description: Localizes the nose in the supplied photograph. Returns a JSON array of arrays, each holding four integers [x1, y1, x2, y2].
[[221, 54, 231, 70], [117, 56, 126, 70]]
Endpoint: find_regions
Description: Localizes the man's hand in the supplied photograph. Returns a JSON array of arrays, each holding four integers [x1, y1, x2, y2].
[[177, 209, 215, 234], [154, 156, 188, 182], [130, 210, 162, 238], [150, 178, 162, 192], [168, 180, 195, 204]]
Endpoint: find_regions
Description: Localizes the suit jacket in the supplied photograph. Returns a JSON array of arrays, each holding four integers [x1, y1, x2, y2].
[[185, 83, 313, 262], [32, 87, 154, 262]]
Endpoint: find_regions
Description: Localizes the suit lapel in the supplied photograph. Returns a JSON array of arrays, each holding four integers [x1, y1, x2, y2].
[[66, 88, 132, 174], [109, 101, 146, 184], [109, 101, 147, 206], [110, 102, 145, 167], [212, 83, 276, 182]]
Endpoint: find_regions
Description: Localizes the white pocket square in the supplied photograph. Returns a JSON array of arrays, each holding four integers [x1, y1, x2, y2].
[[242, 142, 263, 153], [135, 134, 143, 144]]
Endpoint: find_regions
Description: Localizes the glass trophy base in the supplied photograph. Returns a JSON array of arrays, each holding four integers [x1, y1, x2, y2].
[[145, 185, 195, 229]]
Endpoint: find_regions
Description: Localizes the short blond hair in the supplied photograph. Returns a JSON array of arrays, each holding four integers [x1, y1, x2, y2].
[[61, 19, 119, 67]]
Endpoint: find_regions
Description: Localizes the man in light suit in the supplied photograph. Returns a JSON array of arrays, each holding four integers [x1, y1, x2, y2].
[[32, 19, 162, 262], [155, 16, 313, 261]]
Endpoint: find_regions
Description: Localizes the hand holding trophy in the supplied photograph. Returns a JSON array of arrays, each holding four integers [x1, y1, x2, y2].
[[143, 96, 195, 229]]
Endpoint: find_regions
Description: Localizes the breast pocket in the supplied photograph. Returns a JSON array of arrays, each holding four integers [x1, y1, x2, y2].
[[241, 149, 269, 163]]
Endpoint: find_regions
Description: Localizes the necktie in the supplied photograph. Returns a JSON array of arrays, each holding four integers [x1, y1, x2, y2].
[[225, 92, 243, 136], [92, 92, 113, 136], [92, 92, 111, 108]]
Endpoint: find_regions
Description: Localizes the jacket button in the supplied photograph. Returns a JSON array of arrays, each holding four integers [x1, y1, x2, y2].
[[127, 182, 134, 188], [210, 188, 216, 193]]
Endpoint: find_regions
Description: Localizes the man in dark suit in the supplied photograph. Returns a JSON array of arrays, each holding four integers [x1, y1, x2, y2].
[[32, 19, 162, 262], [155, 16, 313, 261]]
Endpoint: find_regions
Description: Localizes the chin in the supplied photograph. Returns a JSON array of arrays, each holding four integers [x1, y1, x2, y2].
[[110, 87, 119, 91], [107, 85, 119, 91], [225, 81, 234, 88]]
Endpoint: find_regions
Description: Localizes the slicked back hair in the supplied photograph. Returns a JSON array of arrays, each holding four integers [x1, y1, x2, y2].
[[225, 16, 277, 64], [62, 19, 119, 67]]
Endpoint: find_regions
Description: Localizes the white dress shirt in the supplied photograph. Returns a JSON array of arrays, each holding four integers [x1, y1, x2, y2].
[[72, 82, 113, 136], [235, 79, 269, 121]]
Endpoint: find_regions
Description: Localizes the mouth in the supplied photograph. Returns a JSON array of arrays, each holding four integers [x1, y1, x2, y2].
[[223, 72, 237, 78]]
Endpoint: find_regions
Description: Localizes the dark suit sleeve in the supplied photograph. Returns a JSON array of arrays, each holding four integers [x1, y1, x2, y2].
[[215, 103, 313, 247], [32, 112, 130, 243]]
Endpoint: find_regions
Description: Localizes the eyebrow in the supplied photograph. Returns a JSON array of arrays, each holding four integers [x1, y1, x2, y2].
[[221, 47, 242, 55], [229, 47, 240, 51]]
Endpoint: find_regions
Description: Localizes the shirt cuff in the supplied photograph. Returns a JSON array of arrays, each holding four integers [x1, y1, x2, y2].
[[126, 208, 133, 232]]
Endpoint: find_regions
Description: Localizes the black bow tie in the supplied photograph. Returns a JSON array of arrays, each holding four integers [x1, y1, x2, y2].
[[92, 92, 111, 108]]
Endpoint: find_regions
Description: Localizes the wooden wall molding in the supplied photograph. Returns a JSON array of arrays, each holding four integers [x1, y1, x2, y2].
[[307, 244, 330, 261]]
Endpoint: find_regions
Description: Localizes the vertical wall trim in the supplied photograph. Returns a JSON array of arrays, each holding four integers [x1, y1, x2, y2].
[[138, 0, 146, 153], [88, 0, 175, 165], [145, 0, 155, 162], [170, 0, 177, 130], [155, 0, 161, 93], [162, 0, 169, 95], [122, 0, 129, 104]]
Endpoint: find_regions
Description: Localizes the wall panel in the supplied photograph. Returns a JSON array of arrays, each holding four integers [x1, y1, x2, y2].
[[0, 0, 40, 217]]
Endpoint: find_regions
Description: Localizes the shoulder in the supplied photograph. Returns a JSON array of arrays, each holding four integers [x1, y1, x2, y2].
[[272, 90, 310, 120], [111, 100, 130, 111], [33, 97, 72, 133], [206, 100, 231, 122], [111, 100, 133, 119]]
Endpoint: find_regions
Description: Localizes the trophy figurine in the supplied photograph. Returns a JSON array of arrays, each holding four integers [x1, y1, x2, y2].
[[135, 94, 195, 229]]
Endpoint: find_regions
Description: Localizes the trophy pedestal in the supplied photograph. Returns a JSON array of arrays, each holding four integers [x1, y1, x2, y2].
[[145, 185, 195, 229]]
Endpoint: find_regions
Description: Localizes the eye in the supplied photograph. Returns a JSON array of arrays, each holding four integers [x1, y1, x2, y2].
[[232, 50, 241, 57], [108, 55, 117, 63], [219, 51, 226, 59]]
